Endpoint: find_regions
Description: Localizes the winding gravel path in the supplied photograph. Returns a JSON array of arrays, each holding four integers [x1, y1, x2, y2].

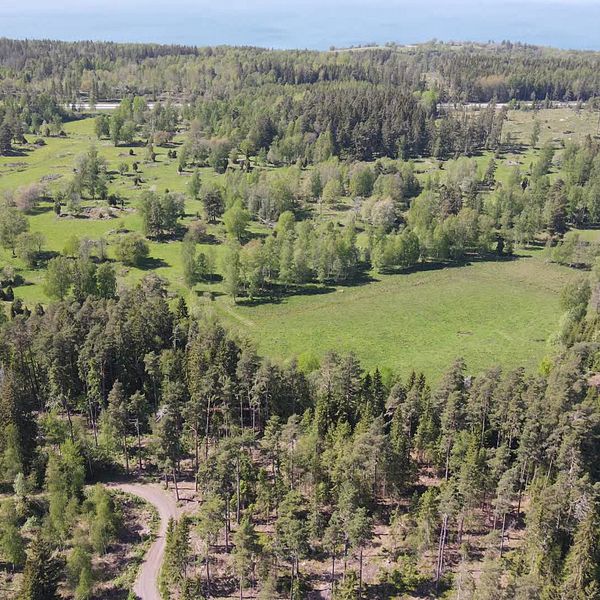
[[112, 483, 180, 600]]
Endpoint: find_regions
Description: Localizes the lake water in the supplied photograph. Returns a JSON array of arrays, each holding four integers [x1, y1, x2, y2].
[[1, 0, 599, 51]]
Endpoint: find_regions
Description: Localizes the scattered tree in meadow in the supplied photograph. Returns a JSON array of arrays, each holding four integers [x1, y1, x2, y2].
[[223, 201, 251, 241], [188, 170, 201, 200], [96, 262, 117, 299], [44, 256, 72, 299], [530, 119, 541, 148], [138, 190, 185, 238], [74, 146, 108, 199], [0, 206, 29, 256], [200, 184, 224, 223], [15, 232, 45, 268], [114, 232, 149, 267]]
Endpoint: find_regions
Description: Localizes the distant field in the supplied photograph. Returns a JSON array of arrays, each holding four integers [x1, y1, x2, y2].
[[504, 106, 600, 147], [0, 108, 592, 378]]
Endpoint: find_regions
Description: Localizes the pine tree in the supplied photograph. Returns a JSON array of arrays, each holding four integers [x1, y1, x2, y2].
[[324, 512, 344, 596], [348, 508, 372, 599], [233, 515, 261, 599], [89, 485, 119, 554], [188, 171, 201, 199], [0, 368, 36, 479], [196, 492, 226, 597], [18, 536, 62, 600], [160, 518, 177, 597], [560, 497, 600, 600], [274, 490, 308, 599], [388, 404, 414, 496], [0, 499, 26, 569], [104, 380, 130, 474], [162, 516, 192, 594], [75, 563, 94, 600], [157, 382, 185, 500]]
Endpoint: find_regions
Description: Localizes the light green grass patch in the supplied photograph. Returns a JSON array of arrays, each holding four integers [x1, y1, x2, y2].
[[217, 250, 576, 380]]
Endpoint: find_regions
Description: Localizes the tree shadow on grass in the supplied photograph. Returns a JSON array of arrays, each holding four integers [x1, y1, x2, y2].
[[243, 229, 270, 242], [236, 282, 337, 307], [27, 203, 56, 216], [1, 147, 31, 158], [196, 233, 221, 246], [336, 268, 378, 287], [376, 252, 528, 276], [137, 257, 169, 270], [194, 288, 227, 299], [37, 250, 61, 264]]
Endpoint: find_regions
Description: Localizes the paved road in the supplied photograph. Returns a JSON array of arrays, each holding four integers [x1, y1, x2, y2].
[[112, 483, 180, 600]]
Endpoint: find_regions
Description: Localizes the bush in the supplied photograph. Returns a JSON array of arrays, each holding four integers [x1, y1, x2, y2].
[[15, 231, 45, 268], [114, 233, 149, 267], [186, 220, 207, 242], [15, 183, 46, 212]]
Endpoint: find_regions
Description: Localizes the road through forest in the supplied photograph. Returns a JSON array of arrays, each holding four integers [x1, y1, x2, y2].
[[111, 482, 181, 600]]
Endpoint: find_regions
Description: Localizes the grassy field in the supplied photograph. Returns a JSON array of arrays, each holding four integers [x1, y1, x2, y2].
[[0, 107, 593, 379], [0, 118, 234, 304], [215, 249, 576, 379]]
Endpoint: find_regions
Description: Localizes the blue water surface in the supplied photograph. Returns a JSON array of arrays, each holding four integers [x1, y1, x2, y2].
[[0, 0, 598, 50]]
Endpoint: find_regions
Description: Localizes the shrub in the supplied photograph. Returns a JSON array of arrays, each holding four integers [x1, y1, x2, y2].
[[114, 233, 149, 267]]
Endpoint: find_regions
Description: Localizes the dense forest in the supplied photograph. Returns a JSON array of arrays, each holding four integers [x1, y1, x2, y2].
[[0, 37, 600, 600], [3, 39, 600, 103], [3, 39, 600, 166], [0, 266, 599, 599]]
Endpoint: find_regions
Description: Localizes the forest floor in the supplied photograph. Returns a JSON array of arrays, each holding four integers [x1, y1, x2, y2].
[[0, 488, 158, 600], [111, 468, 529, 600]]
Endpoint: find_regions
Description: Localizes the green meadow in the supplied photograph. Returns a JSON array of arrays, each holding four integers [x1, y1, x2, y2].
[[217, 249, 575, 379], [0, 108, 592, 379]]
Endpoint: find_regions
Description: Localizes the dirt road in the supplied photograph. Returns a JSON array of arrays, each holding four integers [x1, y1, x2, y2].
[[113, 483, 180, 600]]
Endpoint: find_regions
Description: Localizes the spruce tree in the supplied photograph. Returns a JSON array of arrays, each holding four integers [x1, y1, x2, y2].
[[18, 536, 62, 600]]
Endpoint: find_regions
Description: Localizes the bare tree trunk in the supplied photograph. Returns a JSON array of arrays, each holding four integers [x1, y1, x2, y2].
[[123, 438, 129, 475], [205, 395, 212, 460], [136, 419, 143, 472], [88, 396, 98, 447], [63, 398, 75, 443], [358, 546, 364, 599], [331, 552, 336, 595], [481, 411, 487, 447], [206, 554, 211, 599], [225, 501, 230, 551], [236, 456, 241, 524], [517, 460, 527, 515], [172, 467, 180, 501], [435, 514, 448, 591], [240, 394, 244, 431], [194, 427, 199, 475], [343, 540, 348, 582], [499, 512, 507, 557]]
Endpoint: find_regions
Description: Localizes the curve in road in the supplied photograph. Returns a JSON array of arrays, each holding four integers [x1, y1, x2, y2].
[[113, 483, 180, 600]]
